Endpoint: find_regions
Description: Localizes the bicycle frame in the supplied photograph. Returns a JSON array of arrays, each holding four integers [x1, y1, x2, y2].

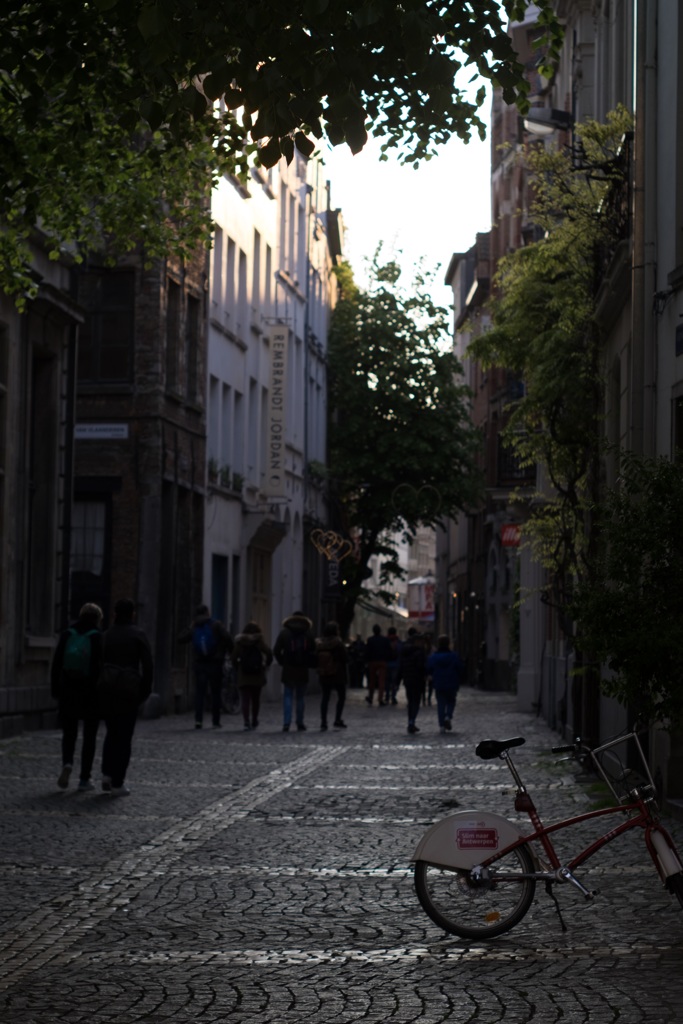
[[484, 779, 682, 893], [412, 736, 683, 895]]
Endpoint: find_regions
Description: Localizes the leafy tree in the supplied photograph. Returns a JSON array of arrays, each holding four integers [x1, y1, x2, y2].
[[326, 257, 482, 635], [466, 107, 634, 741], [1, 0, 561, 302], [468, 106, 634, 608], [572, 452, 683, 728]]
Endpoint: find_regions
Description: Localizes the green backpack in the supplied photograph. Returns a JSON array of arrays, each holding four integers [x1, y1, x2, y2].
[[62, 629, 97, 678]]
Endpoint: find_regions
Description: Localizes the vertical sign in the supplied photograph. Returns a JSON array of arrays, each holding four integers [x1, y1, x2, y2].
[[266, 325, 288, 498]]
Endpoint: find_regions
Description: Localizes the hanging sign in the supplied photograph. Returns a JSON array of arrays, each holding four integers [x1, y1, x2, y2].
[[266, 325, 288, 498], [501, 524, 522, 547]]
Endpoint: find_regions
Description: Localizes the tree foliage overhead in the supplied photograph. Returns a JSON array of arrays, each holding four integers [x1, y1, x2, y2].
[[0, 0, 561, 301], [327, 256, 482, 632], [572, 453, 683, 728]]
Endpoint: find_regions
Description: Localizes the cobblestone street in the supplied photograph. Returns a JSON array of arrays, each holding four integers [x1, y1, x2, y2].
[[1, 684, 682, 1023]]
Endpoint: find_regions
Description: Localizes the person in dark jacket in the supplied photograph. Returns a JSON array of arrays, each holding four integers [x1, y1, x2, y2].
[[385, 626, 402, 705], [273, 611, 316, 732], [232, 621, 273, 731], [50, 602, 104, 791], [178, 604, 233, 729], [315, 621, 348, 731], [99, 598, 153, 795], [426, 634, 464, 733], [346, 634, 366, 689], [397, 627, 427, 734], [364, 624, 392, 705]]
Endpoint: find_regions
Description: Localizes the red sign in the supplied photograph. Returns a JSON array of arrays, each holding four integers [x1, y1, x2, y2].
[[456, 828, 500, 850], [501, 524, 521, 548]]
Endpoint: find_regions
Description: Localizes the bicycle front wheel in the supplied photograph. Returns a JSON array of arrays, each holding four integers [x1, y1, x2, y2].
[[414, 844, 536, 940]]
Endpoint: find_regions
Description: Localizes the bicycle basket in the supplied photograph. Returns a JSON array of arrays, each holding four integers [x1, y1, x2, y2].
[[589, 732, 656, 804]]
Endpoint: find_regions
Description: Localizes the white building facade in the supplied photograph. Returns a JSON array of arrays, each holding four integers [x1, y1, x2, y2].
[[205, 155, 342, 685]]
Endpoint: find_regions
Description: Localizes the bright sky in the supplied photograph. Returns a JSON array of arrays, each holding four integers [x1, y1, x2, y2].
[[320, 108, 492, 310]]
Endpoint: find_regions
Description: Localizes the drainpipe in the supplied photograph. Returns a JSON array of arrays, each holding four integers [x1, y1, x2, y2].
[[631, 0, 657, 457]]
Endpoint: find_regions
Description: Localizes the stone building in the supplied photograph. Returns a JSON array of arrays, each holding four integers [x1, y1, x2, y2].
[[0, 242, 83, 736], [71, 244, 209, 713]]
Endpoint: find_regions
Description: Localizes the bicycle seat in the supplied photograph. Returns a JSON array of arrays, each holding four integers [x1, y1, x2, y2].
[[475, 737, 526, 760]]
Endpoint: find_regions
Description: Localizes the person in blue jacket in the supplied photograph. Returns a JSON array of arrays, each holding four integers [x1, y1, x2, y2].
[[426, 634, 464, 734]]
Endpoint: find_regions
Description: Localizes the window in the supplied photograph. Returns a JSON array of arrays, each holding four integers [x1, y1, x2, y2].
[[186, 294, 200, 402], [77, 269, 135, 383], [71, 500, 106, 576], [208, 375, 219, 462], [238, 249, 247, 340], [212, 226, 224, 307], [233, 390, 244, 474], [221, 383, 231, 466], [166, 278, 181, 390], [265, 244, 273, 310], [252, 229, 261, 314]]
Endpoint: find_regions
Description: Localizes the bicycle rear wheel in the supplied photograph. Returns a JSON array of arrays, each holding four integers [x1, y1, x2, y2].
[[414, 844, 536, 940], [666, 871, 683, 910]]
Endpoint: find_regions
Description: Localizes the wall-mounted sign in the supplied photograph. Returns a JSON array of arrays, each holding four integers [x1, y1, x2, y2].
[[74, 423, 129, 440], [266, 324, 288, 498], [501, 523, 521, 547]]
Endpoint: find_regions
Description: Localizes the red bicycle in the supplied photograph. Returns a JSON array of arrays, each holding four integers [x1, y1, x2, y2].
[[413, 732, 683, 939]]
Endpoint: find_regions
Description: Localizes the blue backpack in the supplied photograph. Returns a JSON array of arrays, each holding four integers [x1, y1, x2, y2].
[[192, 620, 218, 658]]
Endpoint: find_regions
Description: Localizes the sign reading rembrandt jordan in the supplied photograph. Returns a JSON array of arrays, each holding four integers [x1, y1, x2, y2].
[[266, 325, 288, 498]]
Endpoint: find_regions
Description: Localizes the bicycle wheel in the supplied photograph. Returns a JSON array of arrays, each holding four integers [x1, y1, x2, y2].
[[666, 871, 683, 910], [414, 844, 536, 940]]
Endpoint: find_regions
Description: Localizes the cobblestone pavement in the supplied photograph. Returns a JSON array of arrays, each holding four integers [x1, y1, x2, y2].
[[1, 683, 682, 1023]]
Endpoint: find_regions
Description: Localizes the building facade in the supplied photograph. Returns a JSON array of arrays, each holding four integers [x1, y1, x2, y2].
[[205, 155, 342, 694], [0, 241, 83, 736]]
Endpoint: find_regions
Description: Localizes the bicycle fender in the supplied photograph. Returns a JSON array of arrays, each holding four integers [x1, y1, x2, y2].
[[411, 810, 525, 870], [649, 826, 683, 880]]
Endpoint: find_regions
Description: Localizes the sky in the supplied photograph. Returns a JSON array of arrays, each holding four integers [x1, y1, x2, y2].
[[319, 112, 493, 310]]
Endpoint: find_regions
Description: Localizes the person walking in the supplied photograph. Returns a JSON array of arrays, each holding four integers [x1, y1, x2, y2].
[[315, 621, 348, 731], [427, 634, 464, 733], [232, 621, 273, 731], [364, 624, 391, 705], [385, 626, 402, 705], [273, 611, 316, 732], [179, 605, 233, 729], [99, 598, 153, 796], [346, 634, 366, 689], [397, 627, 427, 734], [50, 602, 104, 791]]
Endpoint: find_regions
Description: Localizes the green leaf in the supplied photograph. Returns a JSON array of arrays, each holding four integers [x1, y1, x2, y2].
[[258, 136, 282, 168], [294, 132, 315, 157]]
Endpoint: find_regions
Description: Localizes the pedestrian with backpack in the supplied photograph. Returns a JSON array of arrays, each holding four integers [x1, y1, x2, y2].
[[100, 598, 154, 795], [179, 605, 233, 729], [50, 602, 104, 791], [273, 611, 316, 732], [315, 621, 348, 731], [232, 621, 273, 731]]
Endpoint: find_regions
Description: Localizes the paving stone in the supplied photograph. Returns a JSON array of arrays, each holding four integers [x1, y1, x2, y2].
[[0, 685, 682, 1022]]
